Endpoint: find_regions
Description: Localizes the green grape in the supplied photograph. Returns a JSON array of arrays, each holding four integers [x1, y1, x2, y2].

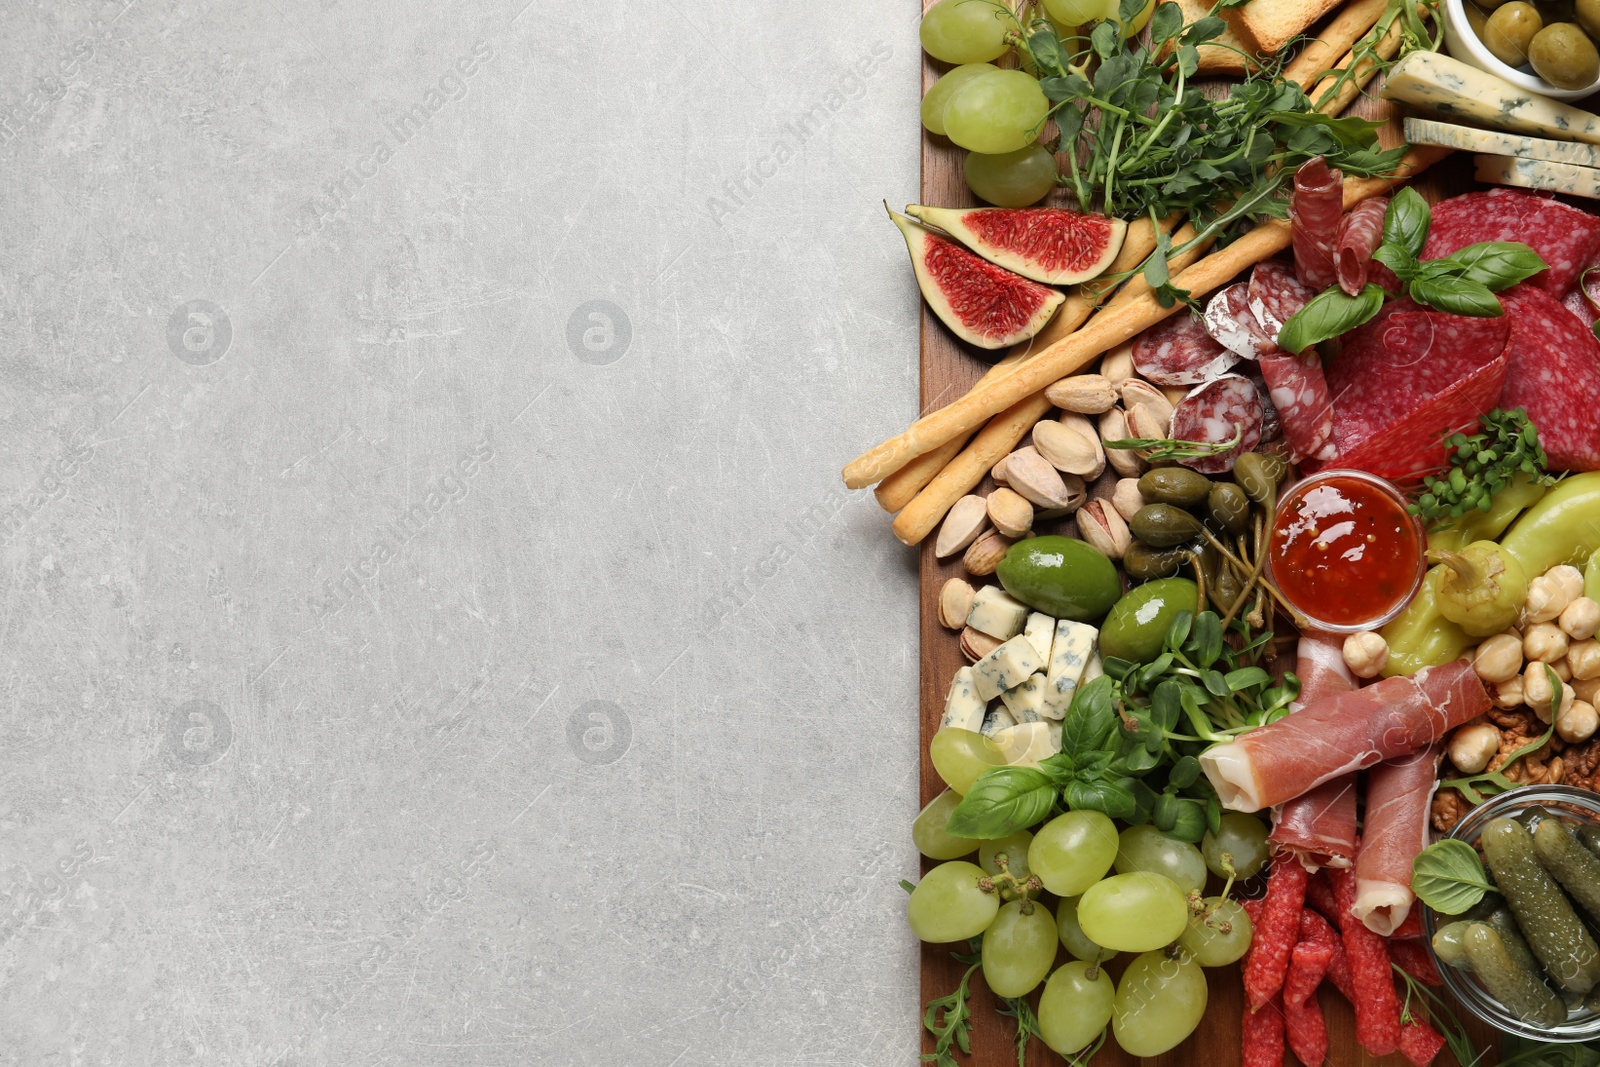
[[1179, 898, 1253, 967], [1043, 0, 1116, 24], [1114, 825, 1208, 897], [1201, 813, 1272, 879], [920, 0, 1013, 64], [1038, 960, 1116, 1056], [1078, 872, 1187, 952], [1112, 950, 1208, 1056], [930, 728, 1007, 795], [1057, 895, 1108, 961], [922, 63, 997, 136], [980, 830, 1035, 898], [1029, 810, 1119, 896], [982, 900, 1058, 997], [907, 861, 1000, 943], [914, 789, 981, 860], [942, 69, 1049, 156], [964, 145, 1057, 206]]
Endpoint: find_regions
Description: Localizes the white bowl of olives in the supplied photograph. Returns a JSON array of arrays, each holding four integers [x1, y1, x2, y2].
[[1444, 0, 1600, 100]]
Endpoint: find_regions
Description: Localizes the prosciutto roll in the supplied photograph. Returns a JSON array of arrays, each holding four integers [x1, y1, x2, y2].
[[1200, 660, 1489, 812], [1290, 156, 1343, 291], [1271, 631, 1359, 870], [1335, 197, 1388, 297], [1352, 742, 1443, 936]]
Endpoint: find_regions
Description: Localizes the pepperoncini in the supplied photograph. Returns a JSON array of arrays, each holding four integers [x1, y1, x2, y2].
[[1380, 564, 1475, 678], [1432, 541, 1530, 638]]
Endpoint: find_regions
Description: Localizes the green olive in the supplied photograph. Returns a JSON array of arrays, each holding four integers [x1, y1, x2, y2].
[[1579, 0, 1600, 38], [1128, 504, 1204, 548], [1100, 578, 1201, 664], [1483, 2, 1544, 66], [1231, 452, 1286, 508], [1207, 483, 1251, 536], [1467, 0, 1492, 36], [1477, 0, 1512, 11], [1137, 468, 1212, 508], [1529, 22, 1600, 87], [1123, 540, 1188, 582], [996, 535, 1123, 621]]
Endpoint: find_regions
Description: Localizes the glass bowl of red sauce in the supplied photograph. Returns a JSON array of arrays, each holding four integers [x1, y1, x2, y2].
[[1266, 469, 1426, 633]]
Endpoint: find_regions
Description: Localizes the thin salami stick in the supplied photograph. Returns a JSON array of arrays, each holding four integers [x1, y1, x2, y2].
[[1398, 1017, 1448, 1067], [1330, 866, 1402, 1056], [1390, 939, 1444, 986], [1242, 995, 1287, 1067], [1245, 855, 1310, 1008], [1284, 941, 1334, 1067], [1305, 870, 1342, 930]]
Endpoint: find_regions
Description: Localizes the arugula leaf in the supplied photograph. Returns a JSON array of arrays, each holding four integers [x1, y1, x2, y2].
[[1412, 839, 1496, 914], [1385, 186, 1432, 260], [1262, 110, 1389, 145], [1408, 276, 1503, 318], [922, 962, 980, 1067], [1277, 282, 1385, 354], [948, 767, 1058, 839]]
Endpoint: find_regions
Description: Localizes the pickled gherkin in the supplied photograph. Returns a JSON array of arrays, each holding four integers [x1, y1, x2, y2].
[[1533, 818, 1600, 921], [1433, 921, 1475, 970], [1481, 817, 1600, 994], [1462, 923, 1568, 1028], [1485, 907, 1544, 981]]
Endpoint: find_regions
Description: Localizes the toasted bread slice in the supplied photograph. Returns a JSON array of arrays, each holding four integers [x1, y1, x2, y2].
[[1169, 0, 1260, 74], [1223, 0, 1344, 57]]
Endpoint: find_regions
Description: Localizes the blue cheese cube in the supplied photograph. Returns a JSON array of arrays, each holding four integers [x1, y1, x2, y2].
[[1001, 672, 1047, 723], [971, 636, 1046, 701], [1043, 620, 1099, 720], [1023, 612, 1056, 661], [981, 704, 1017, 737], [966, 586, 1029, 641], [940, 667, 987, 733]]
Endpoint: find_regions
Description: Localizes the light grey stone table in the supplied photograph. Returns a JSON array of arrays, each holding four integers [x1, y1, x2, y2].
[[0, 2, 924, 1061]]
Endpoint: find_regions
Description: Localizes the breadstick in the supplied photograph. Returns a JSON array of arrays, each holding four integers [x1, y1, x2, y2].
[[841, 147, 1445, 490], [1283, 0, 1390, 90], [1309, 12, 1410, 116]]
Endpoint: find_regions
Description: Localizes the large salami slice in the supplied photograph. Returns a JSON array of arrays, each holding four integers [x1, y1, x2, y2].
[[1334, 197, 1387, 297], [1422, 188, 1600, 294], [1321, 301, 1512, 480], [1248, 260, 1317, 342], [1204, 282, 1274, 360], [1132, 311, 1240, 386], [1498, 285, 1600, 470], [1290, 157, 1343, 291], [1258, 350, 1337, 464], [1169, 374, 1264, 474]]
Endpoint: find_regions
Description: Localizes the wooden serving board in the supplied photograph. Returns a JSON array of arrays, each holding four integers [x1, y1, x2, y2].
[[913, 7, 1501, 1064]]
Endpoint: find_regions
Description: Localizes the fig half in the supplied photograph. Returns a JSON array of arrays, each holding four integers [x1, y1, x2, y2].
[[906, 204, 1127, 286], [889, 207, 1065, 350]]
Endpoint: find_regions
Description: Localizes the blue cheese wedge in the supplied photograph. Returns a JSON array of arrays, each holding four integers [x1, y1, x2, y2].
[[1475, 154, 1600, 200], [1001, 672, 1048, 723], [992, 721, 1056, 766], [1405, 117, 1600, 169], [1023, 612, 1056, 661], [1043, 620, 1099, 719], [1382, 52, 1600, 145], [1082, 654, 1104, 684], [941, 667, 988, 733], [972, 635, 1047, 701], [966, 586, 1030, 641], [981, 704, 1018, 737]]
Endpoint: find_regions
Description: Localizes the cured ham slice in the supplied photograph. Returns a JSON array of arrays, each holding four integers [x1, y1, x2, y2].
[[1353, 742, 1443, 936], [1271, 631, 1359, 870], [1334, 197, 1387, 297], [1291, 157, 1343, 291], [1200, 660, 1489, 812]]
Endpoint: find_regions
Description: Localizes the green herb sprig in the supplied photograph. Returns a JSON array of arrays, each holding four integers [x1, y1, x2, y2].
[[1394, 964, 1488, 1067], [997, 996, 1044, 1067], [1411, 408, 1552, 524], [1104, 426, 1243, 463], [922, 947, 982, 1067]]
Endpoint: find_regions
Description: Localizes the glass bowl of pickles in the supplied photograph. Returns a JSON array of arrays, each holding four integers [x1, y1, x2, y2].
[[1423, 785, 1600, 1041], [1444, 0, 1600, 99]]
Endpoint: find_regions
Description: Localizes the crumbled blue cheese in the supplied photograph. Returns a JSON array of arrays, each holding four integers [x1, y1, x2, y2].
[[1023, 612, 1056, 661], [941, 666, 987, 733], [981, 704, 1018, 737], [966, 586, 1030, 641], [972, 636, 1047, 700], [1043, 620, 1099, 719], [1001, 672, 1047, 723]]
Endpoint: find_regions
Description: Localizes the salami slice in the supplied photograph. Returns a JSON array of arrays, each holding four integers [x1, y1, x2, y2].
[[1170, 374, 1264, 474], [1334, 197, 1387, 297], [1422, 188, 1600, 295], [1248, 260, 1317, 343], [1498, 284, 1600, 470], [1258, 349, 1337, 464], [1291, 157, 1343, 291], [1204, 282, 1274, 360], [1563, 287, 1597, 330], [1132, 311, 1240, 386]]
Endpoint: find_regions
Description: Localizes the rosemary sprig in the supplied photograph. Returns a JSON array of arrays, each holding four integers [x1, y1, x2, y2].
[[1104, 426, 1244, 463]]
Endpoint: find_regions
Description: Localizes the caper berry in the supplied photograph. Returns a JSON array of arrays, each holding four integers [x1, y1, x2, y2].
[[1137, 467, 1212, 508], [1128, 504, 1204, 548], [1232, 453, 1286, 508], [1123, 540, 1188, 582], [1207, 483, 1251, 536]]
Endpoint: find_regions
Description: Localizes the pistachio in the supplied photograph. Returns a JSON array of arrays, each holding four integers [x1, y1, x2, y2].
[[1126, 403, 1170, 452], [987, 488, 1034, 539], [1033, 419, 1101, 477], [1100, 343, 1135, 387], [1111, 478, 1146, 522], [1006, 449, 1077, 509], [1099, 407, 1147, 477], [991, 454, 1011, 486], [1058, 413, 1106, 479], [963, 529, 1014, 577], [935, 495, 990, 559], [939, 578, 976, 631], [1044, 373, 1118, 414], [1078, 500, 1132, 560], [1119, 378, 1176, 426], [961, 626, 1003, 663]]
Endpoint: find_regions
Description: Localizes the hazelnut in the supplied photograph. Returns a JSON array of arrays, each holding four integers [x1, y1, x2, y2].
[[1448, 722, 1502, 775], [1343, 632, 1390, 679], [1474, 633, 1525, 684]]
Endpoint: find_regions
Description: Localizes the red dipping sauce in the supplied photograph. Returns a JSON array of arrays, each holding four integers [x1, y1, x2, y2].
[[1267, 469, 1426, 633]]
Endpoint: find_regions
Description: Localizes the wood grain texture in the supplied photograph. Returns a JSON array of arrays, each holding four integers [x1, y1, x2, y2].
[[914, 7, 1501, 1064]]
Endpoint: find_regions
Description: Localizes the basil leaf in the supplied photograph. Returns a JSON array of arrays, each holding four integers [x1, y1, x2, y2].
[[1384, 186, 1431, 261], [1448, 241, 1547, 291], [1412, 838, 1496, 914], [1409, 277, 1503, 318], [1372, 242, 1418, 280], [1149, 1, 1185, 44], [947, 767, 1058, 839], [1063, 674, 1118, 757], [1276, 282, 1385, 354], [1065, 778, 1137, 820]]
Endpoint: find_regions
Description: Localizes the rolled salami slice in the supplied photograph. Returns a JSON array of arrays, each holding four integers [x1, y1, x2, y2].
[[1203, 282, 1274, 361], [1499, 285, 1600, 471], [1271, 631, 1359, 871], [1291, 157, 1343, 291], [1258, 349, 1337, 464], [1132, 311, 1240, 386], [1169, 374, 1263, 474], [1352, 741, 1442, 936], [1334, 197, 1388, 297], [1200, 660, 1490, 813], [1248, 260, 1317, 343]]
